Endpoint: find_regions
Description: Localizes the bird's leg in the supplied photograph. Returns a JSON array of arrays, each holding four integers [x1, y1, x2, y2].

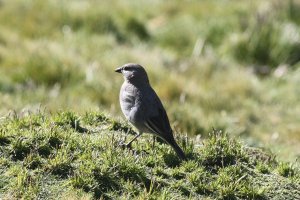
[[152, 135, 156, 149], [126, 132, 143, 148]]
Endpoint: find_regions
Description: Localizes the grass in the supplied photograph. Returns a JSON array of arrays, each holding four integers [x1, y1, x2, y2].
[[0, 1, 300, 198], [0, 111, 299, 199]]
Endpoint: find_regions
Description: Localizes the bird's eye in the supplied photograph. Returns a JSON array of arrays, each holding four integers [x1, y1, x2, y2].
[[123, 66, 131, 71]]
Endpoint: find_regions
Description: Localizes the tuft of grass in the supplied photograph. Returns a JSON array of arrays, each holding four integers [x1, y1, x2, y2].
[[256, 161, 270, 174], [200, 130, 248, 171], [229, 20, 300, 70], [277, 162, 296, 177]]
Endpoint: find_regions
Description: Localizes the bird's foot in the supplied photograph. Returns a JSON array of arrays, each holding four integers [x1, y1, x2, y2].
[[125, 143, 132, 149], [118, 141, 132, 150]]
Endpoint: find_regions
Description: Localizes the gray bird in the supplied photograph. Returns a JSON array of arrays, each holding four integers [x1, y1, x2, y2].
[[115, 63, 186, 160]]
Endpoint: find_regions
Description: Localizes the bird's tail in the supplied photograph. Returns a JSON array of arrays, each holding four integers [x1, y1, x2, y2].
[[169, 140, 186, 160]]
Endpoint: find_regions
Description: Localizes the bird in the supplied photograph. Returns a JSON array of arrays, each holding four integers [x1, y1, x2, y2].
[[115, 63, 186, 160]]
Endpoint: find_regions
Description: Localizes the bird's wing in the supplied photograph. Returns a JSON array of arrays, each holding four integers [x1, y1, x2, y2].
[[143, 90, 174, 141]]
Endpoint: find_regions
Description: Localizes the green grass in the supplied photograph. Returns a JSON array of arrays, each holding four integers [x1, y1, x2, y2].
[[0, 0, 300, 179], [1, 1, 300, 198], [0, 111, 299, 199]]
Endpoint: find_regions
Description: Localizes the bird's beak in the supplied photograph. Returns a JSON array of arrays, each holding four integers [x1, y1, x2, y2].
[[115, 67, 122, 73]]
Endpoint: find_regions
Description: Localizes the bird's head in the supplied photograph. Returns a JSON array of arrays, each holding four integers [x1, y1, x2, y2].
[[115, 63, 149, 84]]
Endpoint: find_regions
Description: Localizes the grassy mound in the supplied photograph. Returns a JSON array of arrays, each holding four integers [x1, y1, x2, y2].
[[1, 0, 300, 162], [0, 111, 299, 199]]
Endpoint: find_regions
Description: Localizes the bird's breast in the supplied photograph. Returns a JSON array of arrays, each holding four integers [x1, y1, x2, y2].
[[119, 83, 138, 119]]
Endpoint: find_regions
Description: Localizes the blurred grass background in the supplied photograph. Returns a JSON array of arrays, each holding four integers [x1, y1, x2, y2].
[[0, 0, 299, 161]]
